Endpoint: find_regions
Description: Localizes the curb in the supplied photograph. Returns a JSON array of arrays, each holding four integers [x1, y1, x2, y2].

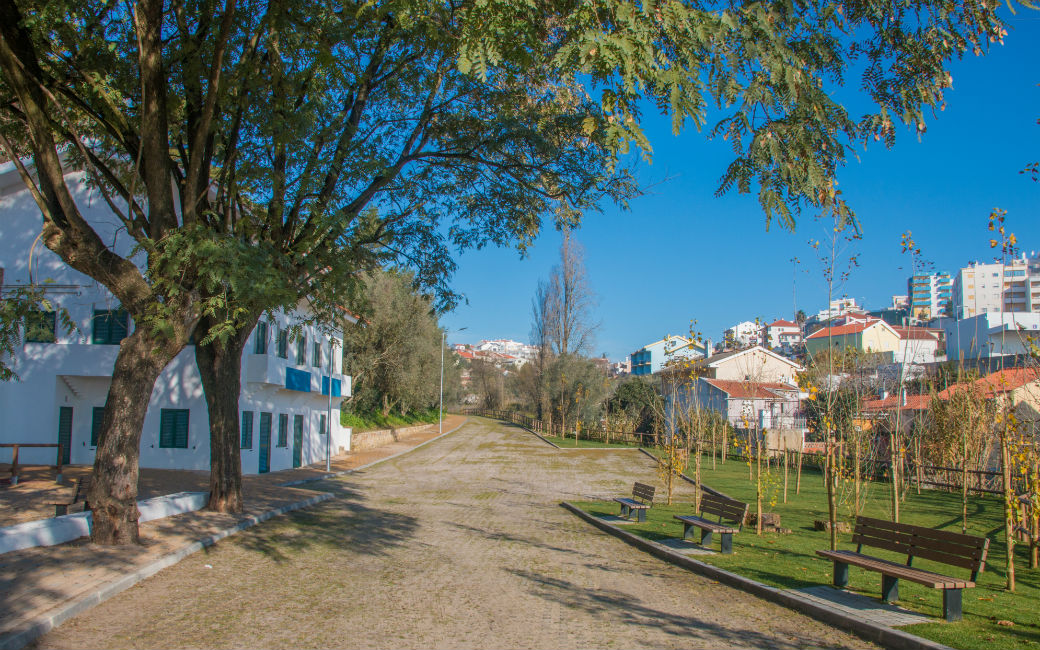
[[0, 492, 333, 650], [0, 418, 471, 650], [560, 501, 954, 650]]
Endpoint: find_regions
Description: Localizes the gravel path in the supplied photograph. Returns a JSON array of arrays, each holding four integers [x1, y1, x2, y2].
[[34, 418, 872, 649]]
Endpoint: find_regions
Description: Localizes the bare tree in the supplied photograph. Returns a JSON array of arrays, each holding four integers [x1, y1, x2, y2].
[[546, 232, 598, 358]]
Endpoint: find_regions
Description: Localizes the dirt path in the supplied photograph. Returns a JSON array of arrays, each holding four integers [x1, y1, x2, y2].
[[33, 418, 872, 649]]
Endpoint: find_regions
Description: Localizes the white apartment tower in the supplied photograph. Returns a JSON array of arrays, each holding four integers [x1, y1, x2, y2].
[[952, 253, 1040, 319]]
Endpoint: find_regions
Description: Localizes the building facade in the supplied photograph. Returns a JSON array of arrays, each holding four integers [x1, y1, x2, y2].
[[907, 272, 952, 319], [764, 319, 802, 352], [724, 321, 761, 349], [0, 162, 352, 473], [630, 335, 705, 376], [951, 254, 1040, 319]]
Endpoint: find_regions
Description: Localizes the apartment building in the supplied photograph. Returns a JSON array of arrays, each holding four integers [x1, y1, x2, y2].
[[952, 253, 1040, 319], [630, 335, 705, 376], [0, 161, 353, 474], [763, 319, 802, 352], [907, 272, 952, 319]]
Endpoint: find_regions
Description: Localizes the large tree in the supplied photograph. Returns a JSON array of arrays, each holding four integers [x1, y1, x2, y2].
[[1, 0, 1010, 543]]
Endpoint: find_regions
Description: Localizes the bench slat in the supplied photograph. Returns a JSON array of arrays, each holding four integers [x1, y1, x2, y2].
[[817, 550, 972, 589], [675, 515, 739, 534]]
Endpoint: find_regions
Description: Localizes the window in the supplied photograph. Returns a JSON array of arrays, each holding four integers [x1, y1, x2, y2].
[[92, 309, 129, 345], [240, 411, 254, 449], [24, 309, 56, 343], [91, 406, 105, 447], [320, 413, 327, 436], [296, 334, 307, 365], [277, 413, 288, 447], [277, 328, 288, 358], [312, 341, 322, 368], [159, 409, 189, 448], [253, 322, 268, 355]]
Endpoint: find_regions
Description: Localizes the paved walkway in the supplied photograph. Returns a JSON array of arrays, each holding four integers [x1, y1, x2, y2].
[[29, 418, 872, 649], [0, 416, 465, 646]]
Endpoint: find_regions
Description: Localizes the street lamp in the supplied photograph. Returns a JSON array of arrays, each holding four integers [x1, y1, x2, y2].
[[326, 335, 340, 473], [440, 327, 466, 435]]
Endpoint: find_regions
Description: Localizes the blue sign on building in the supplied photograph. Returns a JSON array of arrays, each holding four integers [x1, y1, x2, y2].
[[285, 367, 312, 392]]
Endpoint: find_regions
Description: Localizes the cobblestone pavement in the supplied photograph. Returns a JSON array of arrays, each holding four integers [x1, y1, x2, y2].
[[1, 417, 465, 644], [33, 418, 874, 649]]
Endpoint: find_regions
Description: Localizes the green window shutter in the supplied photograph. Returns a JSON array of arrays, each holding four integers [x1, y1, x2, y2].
[[296, 335, 306, 365], [277, 329, 288, 358], [160, 409, 190, 448], [312, 341, 321, 367], [160, 410, 175, 447], [254, 322, 268, 354], [320, 413, 327, 436], [278, 413, 288, 447], [240, 411, 254, 449], [57, 406, 73, 465], [92, 310, 110, 344], [91, 407, 105, 446], [111, 310, 129, 342]]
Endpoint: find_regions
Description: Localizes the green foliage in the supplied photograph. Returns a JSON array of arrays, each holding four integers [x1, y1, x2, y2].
[[545, 353, 609, 432], [339, 407, 439, 433], [0, 285, 78, 381], [609, 375, 663, 433], [342, 269, 451, 417]]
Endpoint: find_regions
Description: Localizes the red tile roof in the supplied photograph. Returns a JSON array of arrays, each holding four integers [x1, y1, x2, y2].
[[937, 368, 1040, 399], [805, 320, 882, 340], [703, 378, 799, 399], [769, 319, 799, 328], [861, 394, 931, 412]]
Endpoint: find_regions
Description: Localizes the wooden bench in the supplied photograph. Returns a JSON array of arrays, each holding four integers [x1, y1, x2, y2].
[[816, 516, 989, 621], [673, 492, 749, 554], [48, 476, 92, 516], [614, 482, 655, 522]]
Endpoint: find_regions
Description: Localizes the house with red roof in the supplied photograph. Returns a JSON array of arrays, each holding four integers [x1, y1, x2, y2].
[[805, 317, 944, 364], [764, 319, 802, 352]]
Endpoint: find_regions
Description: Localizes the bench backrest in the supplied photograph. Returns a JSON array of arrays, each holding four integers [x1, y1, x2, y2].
[[700, 492, 749, 527], [853, 516, 989, 580], [632, 482, 655, 504]]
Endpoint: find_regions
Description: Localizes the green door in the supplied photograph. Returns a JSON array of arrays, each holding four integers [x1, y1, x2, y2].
[[57, 406, 73, 465], [258, 412, 272, 474], [292, 415, 304, 468]]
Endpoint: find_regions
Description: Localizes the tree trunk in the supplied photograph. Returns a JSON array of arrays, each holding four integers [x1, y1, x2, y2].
[[891, 430, 900, 523], [827, 436, 838, 550], [88, 330, 180, 544], [195, 313, 257, 514], [1000, 429, 1016, 592]]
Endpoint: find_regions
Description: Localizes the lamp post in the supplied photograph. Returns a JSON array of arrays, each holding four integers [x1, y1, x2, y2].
[[326, 335, 340, 473], [440, 327, 466, 435]]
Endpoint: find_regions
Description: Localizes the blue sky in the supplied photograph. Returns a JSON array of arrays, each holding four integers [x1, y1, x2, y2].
[[441, 10, 1040, 361]]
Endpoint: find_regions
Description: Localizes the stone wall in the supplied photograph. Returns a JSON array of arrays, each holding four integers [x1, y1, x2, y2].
[[346, 423, 434, 453]]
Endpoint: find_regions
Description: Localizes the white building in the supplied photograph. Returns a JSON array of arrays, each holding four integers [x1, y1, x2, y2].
[[0, 161, 352, 474], [475, 339, 539, 364], [814, 297, 862, 322], [943, 312, 1040, 360], [724, 321, 761, 349], [763, 319, 802, 352], [952, 253, 1040, 319]]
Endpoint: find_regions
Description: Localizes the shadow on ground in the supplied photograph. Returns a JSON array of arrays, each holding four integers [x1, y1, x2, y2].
[[229, 479, 420, 563], [505, 567, 832, 649]]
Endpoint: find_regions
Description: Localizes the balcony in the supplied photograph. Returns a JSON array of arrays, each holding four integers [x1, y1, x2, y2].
[[244, 353, 351, 397]]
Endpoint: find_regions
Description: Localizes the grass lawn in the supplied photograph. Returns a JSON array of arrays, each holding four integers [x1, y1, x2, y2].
[[539, 434, 641, 449], [575, 454, 1040, 650]]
